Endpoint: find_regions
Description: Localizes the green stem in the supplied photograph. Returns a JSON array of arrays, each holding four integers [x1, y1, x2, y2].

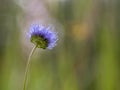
[[23, 45, 37, 90]]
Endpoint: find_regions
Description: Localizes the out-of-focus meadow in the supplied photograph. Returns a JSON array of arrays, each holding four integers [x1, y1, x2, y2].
[[0, 0, 120, 90]]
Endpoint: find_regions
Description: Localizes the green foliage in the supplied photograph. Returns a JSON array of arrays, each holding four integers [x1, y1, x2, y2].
[[31, 35, 48, 49]]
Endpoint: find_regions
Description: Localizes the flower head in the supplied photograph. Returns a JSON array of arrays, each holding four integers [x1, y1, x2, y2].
[[28, 24, 58, 49]]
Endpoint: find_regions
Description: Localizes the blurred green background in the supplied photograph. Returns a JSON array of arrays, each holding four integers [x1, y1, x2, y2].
[[0, 0, 120, 90]]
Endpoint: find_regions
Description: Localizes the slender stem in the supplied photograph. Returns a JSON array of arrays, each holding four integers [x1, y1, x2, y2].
[[23, 45, 37, 90]]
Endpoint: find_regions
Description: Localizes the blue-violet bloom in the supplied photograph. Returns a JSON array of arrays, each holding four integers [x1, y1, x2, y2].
[[28, 24, 58, 49]]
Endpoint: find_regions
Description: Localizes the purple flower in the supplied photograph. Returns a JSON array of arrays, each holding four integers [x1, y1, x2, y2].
[[28, 24, 58, 49]]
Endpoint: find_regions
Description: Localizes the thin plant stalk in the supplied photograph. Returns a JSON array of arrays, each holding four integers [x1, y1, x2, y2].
[[23, 45, 37, 90]]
